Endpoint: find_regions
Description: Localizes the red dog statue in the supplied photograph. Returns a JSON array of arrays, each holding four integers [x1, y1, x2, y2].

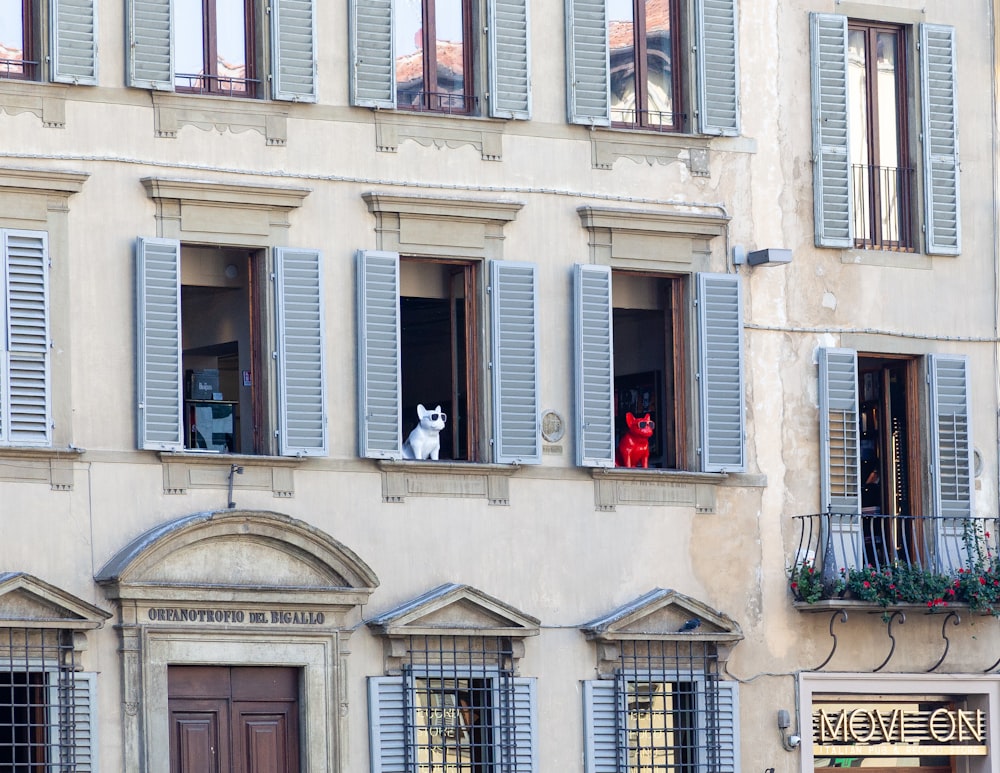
[[616, 412, 655, 468]]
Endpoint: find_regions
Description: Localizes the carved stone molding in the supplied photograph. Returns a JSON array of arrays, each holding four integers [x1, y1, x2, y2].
[[377, 460, 516, 505], [590, 468, 725, 512], [0, 82, 68, 127], [159, 452, 300, 497], [0, 447, 84, 490], [374, 111, 505, 160], [588, 129, 713, 172], [152, 92, 288, 145]]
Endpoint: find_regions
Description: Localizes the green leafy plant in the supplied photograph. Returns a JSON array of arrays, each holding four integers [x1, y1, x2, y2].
[[788, 560, 841, 604]]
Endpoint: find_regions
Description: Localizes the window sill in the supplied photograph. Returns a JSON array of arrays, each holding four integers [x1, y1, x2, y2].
[[0, 445, 83, 490], [151, 91, 288, 145], [839, 247, 934, 269], [157, 451, 301, 497], [585, 126, 756, 173], [590, 467, 727, 513], [376, 459, 518, 505], [0, 80, 68, 127], [372, 110, 505, 160]]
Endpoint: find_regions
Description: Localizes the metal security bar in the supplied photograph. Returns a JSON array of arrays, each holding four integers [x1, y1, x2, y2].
[[852, 164, 916, 251], [403, 635, 516, 773], [610, 108, 686, 132], [0, 627, 78, 771], [174, 73, 261, 97], [617, 640, 720, 773]]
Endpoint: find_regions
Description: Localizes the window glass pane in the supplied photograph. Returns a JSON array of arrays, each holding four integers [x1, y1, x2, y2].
[[433, 0, 466, 108], [847, 29, 869, 168], [175, 0, 206, 89], [875, 30, 901, 168], [627, 681, 697, 772], [414, 678, 482, 773], [395, 0, 425, 107], [644, 0, 673, 126], [608, 0, 637, 123], [0, 0, 26, 76], [217, 0, 248, 93]]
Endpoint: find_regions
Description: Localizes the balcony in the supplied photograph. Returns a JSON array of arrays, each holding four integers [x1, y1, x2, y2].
[[789, 512, 1000, 614], [852, 164, 916, 251]]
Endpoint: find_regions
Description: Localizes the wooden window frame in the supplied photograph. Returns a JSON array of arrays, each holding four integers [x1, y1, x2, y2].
[[0, 0, 39, 81], [397, 0, 476, 115], [175, 0, 259, 98], [609, 0, 684, 132]]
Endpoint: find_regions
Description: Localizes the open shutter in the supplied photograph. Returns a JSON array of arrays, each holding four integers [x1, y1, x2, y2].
[[920, 24, 961, 256], [694, 0, 739, 135], [583, 680, 620, 773], [136, 237, 182, 451], [490, 261, 540, 464], [350, 0, 395, 108], [368, 676, 408, 773], [574, 264, 614, 467], [928, 354, 972, 521], [488, 0, 531, 119], [51, 0, 98, 85], [1, 230, 51, 447], [275, 248, 326, 456], [500, 678, 537, 773], [810, 13, 852, 248], [565, 0, 610, 125], [271, 0, 317, 102], [70, 672, 97, 772], [715, 681, 740, 773], [696, 273, 744, 472], [127, 0, 172, 90], [357, 250, 402, 459]]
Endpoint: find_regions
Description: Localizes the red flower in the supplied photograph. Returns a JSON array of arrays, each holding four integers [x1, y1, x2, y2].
[[863, 581, 871, 589], [980, 577, 987, 585], [791, 582, 798, 590]]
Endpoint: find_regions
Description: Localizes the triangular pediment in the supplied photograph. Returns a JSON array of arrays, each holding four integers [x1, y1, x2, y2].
[[581, 588, 742, 642], [0, 573, 111, 629], [368, 584, 540, 637]]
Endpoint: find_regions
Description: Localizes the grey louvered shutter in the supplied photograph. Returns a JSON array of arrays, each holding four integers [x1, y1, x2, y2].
[[574, 264, 614, 467], [69, 672, 97, 772], [810, 14, 852, 248], [490, 261, 540, 464], [136, 237, 182, 451], [127, 0, 172, 90], [488, 0, 531, 119], [583, 680, 620, 773], [271, 0, 317, 102], [500, 678, 537, 773], [357, 250, 402, 459], [920, 24, 961, 256], [715, 681, 740, 773], [368, 676, 407, 773], [275, 248, 326, 456], [51, 0, 98, 85], [1, 230, 51, 447], [928, 355, 972, 521], [565, 0, 609, 125], [694, 0, 739, 135], [350, 0, 395, 108], [696, 273, 744, 472]]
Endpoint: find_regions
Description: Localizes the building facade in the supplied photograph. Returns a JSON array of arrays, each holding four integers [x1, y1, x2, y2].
[[0, 0, 998, 771]]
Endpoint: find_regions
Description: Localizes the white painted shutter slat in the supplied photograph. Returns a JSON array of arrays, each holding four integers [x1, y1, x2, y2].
[[695, 0, 739, 135], [489, 0, 531, 119], [499, 678, 537, 773], [275, 248, 327, 456], [272, 0, 317, 102], [136, 237, 183, 451], [583, 680, 620, 773], [51, 0, 98, 85], [574, 264, 614, 467], [928, 354, 973, 520], [2, 230, 50, 446], [368, 676, 407, 773], [716, 681, 740, 773], [127, 0, 172, 90], [696, 273, 745, 472], [357, 250, 402, 459], [920, 24, 961, 256], [350, 0, 395, 108], [565, 0, 610, 125], [491, 261, 540, 464], [70, 672, 97, 772], [810, 13, 852, 248]]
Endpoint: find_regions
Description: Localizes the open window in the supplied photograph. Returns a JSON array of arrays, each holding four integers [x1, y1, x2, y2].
[[0, 0, 97, 84], [173, 0, 257, 96]]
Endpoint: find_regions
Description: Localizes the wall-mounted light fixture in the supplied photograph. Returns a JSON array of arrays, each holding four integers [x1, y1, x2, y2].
[[748, 248, 792, 267], [778, 709, 801, 751]]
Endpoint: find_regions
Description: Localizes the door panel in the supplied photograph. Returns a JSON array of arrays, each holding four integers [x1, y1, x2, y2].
[[170, 702, 229, 773]]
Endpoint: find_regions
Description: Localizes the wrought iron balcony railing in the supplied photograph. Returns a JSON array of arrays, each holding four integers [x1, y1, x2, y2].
[[851, 163, 916, 251]]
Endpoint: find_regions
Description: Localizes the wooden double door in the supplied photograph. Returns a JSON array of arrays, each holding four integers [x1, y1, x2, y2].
[[169, 666, 300, 773]]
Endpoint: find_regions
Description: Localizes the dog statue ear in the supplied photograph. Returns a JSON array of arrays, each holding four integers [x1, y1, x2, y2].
[[416, 403, 427, 417], [626, 412, 636, 427], [434, 405, 443, 413]]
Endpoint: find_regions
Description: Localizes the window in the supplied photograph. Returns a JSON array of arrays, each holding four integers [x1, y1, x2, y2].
[[357, 251, 540, 464], [810, 15, 960, 255], [583, 641, 739, 773], [136, 238, 327, 457], [566, 0, 738, 135], [0, 0, 97, 84], [349, 0, 531, 120], [127, 0, 316, 102], [574, 268, 744, 472], [0, 229, 50, 448]]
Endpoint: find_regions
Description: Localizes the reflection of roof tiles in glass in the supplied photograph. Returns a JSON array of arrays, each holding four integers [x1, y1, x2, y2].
[[395, 39, 464, 83], [0, 44, 24, 62], [609, 0, 671, 49]]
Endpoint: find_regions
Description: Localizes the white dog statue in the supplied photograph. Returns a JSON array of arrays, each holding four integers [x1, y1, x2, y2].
[[402, 404, 447, 460]]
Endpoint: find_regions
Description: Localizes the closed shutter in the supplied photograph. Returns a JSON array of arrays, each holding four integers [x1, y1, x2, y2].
[[350, 0, 395, 108], [127, 0, 172, 90], [368, 676, 408, 773], [1, 230, 51, 447], [357, 250, 402, 459], [928, 355, 972, 520], [565, 0, 610, 125], [583, 680, 621, 773], [696, 273, 745, 472], [488, 0, 531, 119], [69, 672, 97, 772], [920, 24, 961, 256], [135, 237, 183, 451], [51, 0, 98, 85], [490, 261, 540, 464], [810, 14, 852, 248], [715, 681, 740, 773], [574, 264, 615, 467], [499, 678, 537, 773], [275, 248, 326, 456], [271, 0, 317, 102], [694, 0, 739, 135]]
